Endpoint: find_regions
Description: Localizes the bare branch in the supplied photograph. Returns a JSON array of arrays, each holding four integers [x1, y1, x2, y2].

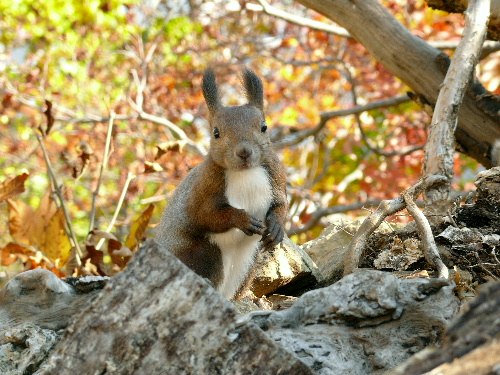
[[89, 113, 116, 232], [273, 94, 411, 148], [424, 0, 490, 202], [287, 199, 382, 235], [341, 66, 425, 158], [249, 0, 497, 52], [95, 172, 136, 251], [296, 0, 499, 167], [127, 60, 206, 156], [36, 133, 83, 265]]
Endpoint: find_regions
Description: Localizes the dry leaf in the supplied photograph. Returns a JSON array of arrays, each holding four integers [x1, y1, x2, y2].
[[144, 161, 164, 173], [155, 140, 188, 159], [125, 204, 154, 251], [7, 199, 41, 245], [42, 208, 72, 265], [7, 194, 71, 266], [0, 173, 29, 202]]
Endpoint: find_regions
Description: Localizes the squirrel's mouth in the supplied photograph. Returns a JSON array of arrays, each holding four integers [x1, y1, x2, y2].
[[233, 160, 256, 170]]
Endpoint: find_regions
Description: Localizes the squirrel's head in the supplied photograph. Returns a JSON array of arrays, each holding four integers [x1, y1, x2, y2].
[[202, 68, 271, 171]]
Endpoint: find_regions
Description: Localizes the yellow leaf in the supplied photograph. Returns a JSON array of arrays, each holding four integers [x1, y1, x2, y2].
[[125, 204, 155, 251], [42, 208, 72, 266], [0, 173, 29, 202]]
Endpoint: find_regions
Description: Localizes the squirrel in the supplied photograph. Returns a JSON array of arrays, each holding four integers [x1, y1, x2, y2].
[[155, 68, 288, 299]]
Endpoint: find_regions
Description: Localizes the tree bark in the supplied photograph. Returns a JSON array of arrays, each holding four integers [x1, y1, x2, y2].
[[37, 240, 312, 374], [423, 0, 490, 202], [295, 0, 500, 167]]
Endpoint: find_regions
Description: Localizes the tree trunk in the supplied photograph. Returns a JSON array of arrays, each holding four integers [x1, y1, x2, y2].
[[296, 0, 500, 167]]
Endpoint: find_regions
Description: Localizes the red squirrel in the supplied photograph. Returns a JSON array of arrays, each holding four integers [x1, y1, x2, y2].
[[155, 69, 287, 299]]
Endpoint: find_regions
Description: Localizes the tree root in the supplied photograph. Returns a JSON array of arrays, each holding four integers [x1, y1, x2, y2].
[[343, 175, 449, 278]]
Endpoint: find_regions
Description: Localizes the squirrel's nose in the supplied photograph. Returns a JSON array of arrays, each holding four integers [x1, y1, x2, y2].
[[235, 145, 253, 161]]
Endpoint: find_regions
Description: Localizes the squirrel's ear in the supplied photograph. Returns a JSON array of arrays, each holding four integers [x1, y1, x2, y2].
[[242, 68, 263, 111], [202, 69, 220, 114]]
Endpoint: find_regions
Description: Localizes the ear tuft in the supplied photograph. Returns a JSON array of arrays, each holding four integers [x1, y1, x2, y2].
[[242, 68, 264, 111], [202, 69, 220, 114]]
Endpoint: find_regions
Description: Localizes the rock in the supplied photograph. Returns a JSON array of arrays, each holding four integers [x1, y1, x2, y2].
[[250, 236, 321, 297], [0, 268, 107, 333], [0, 325, 60, 375], [243, 270, 459, 375], [437, 226, 500, 247], [302, 217, 393, 284]]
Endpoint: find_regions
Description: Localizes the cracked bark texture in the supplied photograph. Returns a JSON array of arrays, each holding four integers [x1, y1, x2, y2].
[[36, 240, 312, 375], [245, 270, 459, 375]]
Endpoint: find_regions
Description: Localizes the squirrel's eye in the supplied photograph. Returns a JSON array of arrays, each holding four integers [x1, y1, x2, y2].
[[261, 121, 267, 133], [213, 127, 220, 139]]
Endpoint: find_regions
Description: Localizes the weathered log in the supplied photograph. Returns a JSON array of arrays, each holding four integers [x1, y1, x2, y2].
[[389, 281, 500, 375], [245, 270, 459, 374], [36, 240, 312, 374]]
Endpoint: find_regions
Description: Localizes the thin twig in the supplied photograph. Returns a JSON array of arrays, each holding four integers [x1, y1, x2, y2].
[[89, 112, 116, 232], [127, 59, 206, 156], [287, 199, 382, 235], [341, 63, 425, 157], [95, 172, 136, 251], [473, 252, 499, 281], [36, 133, 83, 265]]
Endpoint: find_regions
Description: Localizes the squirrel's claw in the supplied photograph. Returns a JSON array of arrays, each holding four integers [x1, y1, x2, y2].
[[262, 214, 284, 248], [241, 216, 265, 236]]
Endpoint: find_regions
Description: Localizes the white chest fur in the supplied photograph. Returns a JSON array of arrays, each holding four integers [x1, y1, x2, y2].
[[209, 167, 273, 298]]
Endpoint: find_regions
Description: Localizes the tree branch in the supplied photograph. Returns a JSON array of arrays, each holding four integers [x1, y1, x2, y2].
[[426, 0, 500, 41], [89, 113, 116, 232], [402, 191, 448, 279], [273, 94, 411, 148], [424, 0, 490, 202], [36, 133, 83, 265], [295, 0, 500, 167], [247, 0, 351, 38]]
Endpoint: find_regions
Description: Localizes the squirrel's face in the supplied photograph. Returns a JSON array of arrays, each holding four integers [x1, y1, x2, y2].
[[209, 105, 271, 170], [202, 68, 272, 171]]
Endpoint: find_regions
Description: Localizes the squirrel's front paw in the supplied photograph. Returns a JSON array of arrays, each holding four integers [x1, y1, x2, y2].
[[261, 212, 284, 248], [238, 214, 265, 236]]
